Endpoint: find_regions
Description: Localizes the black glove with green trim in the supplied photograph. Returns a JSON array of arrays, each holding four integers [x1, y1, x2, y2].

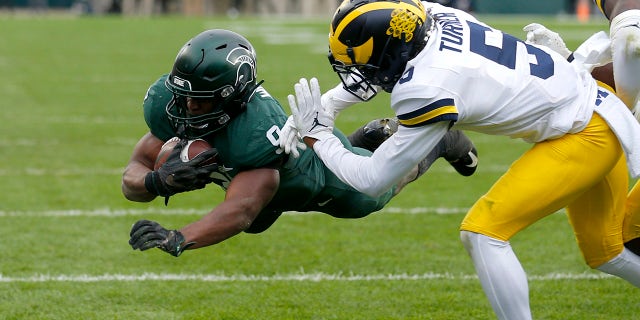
[[144, 139, 218, 198], [129, 219, 195, 257]]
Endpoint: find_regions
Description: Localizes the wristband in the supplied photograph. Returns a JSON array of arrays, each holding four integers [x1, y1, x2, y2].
[[144, 171, 160, 196], [166, 230, 196, 257]]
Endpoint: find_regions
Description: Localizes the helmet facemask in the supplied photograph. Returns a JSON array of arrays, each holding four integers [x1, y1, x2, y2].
[[330, 54, 379, 101], [165, 89, 235, 139]]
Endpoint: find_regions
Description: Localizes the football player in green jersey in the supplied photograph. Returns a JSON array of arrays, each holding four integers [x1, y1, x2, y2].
[[124, 29, 478, 257]]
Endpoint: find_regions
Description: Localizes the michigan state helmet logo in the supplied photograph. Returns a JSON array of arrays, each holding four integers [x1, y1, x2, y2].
[[223, 47, 257, 98]]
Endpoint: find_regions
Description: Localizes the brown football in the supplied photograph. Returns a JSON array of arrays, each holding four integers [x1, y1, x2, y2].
[[154, 137, 215, 170]]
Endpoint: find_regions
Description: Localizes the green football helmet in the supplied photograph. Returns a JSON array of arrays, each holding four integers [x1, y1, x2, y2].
[[165, 29, 259, 138]]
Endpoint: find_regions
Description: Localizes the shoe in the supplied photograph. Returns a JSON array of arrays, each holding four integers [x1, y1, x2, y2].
[[443, 130, 478, 177], [348, 118, 398, 152]]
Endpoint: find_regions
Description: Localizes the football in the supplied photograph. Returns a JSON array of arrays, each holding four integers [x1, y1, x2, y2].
[[154, 137, 216, 170]]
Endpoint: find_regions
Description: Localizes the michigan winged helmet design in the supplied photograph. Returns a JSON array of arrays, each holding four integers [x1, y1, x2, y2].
[[328, 0, 432, 99], [165, 29, 261, 138]]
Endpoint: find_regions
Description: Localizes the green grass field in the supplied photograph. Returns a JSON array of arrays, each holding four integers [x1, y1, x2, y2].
[[1, 12, 638, 319]]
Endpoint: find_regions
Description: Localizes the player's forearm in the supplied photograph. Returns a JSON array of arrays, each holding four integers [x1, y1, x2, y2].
[[311, 122, 448, 197], [321, 83, 364, 115], [179, 169, 278, 249], [179, 201, 256, 249], [312, 134, 401, 196], [121, 164, 156, 202]]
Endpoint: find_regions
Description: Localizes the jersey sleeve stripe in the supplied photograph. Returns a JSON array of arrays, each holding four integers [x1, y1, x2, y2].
[[593, 0, 608, 18], [397, 99, 458, 127]]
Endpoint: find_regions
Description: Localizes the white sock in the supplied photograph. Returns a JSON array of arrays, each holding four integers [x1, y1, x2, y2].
[[460, 231, 532, 320], [596, 248, 640, 287]]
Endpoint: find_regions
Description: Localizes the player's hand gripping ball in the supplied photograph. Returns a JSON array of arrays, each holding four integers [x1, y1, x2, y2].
[[154, 137, 216, 170], [145, 137, 219, 198]]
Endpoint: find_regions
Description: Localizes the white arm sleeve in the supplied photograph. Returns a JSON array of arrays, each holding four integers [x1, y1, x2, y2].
[[313, 121, 449, 197], [320, 82, 382, 117], [321, 83, 362, 116]]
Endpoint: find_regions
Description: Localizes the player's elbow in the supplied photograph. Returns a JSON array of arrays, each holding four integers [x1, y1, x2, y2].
[[121, 182, 155, 202], [358, 184, 389, 198], [234, 199, 265, 230], [355, 171, 401, 197]]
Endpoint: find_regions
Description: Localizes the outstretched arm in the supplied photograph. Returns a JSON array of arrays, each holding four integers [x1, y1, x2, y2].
[[129, 167, 280, 256], [291, 78, 448, 197], [179, 168, 279, 248]]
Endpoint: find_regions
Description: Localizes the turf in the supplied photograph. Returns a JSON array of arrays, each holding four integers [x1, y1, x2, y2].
[[1, 12, 638, 319]]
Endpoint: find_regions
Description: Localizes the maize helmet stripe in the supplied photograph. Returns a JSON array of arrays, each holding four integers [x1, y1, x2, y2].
[[330, 1, 426, 65], [329, 35, 374, 65], [593, 0, 608, 18]]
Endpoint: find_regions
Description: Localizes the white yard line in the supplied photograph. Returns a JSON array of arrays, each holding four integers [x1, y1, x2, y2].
[[0, 272, 611, 283]]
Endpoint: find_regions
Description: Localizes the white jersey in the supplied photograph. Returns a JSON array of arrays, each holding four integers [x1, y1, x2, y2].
[[394, 3, 596, 142], [314, 2, 640, 196]]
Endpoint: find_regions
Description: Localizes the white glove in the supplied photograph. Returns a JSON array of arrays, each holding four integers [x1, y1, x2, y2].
[[523, 23, 572, 59], [277, 115, 306, 158], [289, 78, 335, 141]]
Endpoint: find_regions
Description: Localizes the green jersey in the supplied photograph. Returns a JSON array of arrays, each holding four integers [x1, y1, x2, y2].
[[143, 75, 394, 233]]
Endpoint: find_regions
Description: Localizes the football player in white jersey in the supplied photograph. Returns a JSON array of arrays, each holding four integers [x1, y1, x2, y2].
[[286, 1, 640, 319]]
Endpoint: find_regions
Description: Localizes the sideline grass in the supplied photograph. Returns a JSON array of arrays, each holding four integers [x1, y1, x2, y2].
[[1, 13, 637, 319]]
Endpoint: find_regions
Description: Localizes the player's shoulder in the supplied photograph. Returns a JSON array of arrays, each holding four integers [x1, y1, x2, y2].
[[248, 85, 280, 108], [215, 85, 287, 169], [241, 85, 287, 125], [142, 74, 175, 141]]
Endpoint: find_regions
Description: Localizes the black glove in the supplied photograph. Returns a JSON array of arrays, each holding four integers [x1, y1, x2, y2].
[[144, 139, 219, 198], [129, 219, 195, 257]]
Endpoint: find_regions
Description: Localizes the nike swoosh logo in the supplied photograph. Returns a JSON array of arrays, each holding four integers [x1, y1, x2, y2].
[[466, 151, 478, 168], [317, 198, 333, 207]]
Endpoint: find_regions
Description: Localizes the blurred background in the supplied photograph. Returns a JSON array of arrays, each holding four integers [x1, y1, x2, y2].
[[0, 0, 601, 21]]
